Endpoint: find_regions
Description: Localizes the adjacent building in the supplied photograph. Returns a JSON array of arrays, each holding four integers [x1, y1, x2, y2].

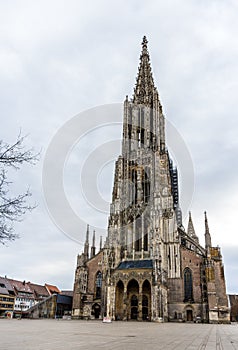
[[8, 279, 35, 316], [0, 277, 64, 318], [229, 295, 238, 322], [27, 282, 49, 303], [26, 291, 73, 319], [72, 37, 230, 323], [0, 277, 15, 318]]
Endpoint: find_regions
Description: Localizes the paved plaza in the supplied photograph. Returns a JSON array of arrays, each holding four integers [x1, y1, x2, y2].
[[1, 319, 238, 350]]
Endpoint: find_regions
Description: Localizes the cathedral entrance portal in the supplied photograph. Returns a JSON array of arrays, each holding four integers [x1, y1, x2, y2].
[[131, 295, 138, 319], [127, 279, 139, 321], [124, 279, 151, 321], [186, 309, 193, 322], [115, 280, 124, 320], [142, 280, 151, 321], [92, 303, 101, 319], [142, 295, 149, 320]]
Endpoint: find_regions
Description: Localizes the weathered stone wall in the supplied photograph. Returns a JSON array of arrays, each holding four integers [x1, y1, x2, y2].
[[86, 251, 103, 296], [181, 248, 203, 303]]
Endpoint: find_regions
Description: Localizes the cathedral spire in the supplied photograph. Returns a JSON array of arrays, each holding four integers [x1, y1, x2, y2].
[[187, 212, 199, 243], [84, 224, 89, 260], [204, 211, 212, 250], [133, 36, 156, 106], [91, 230, 96, 258]]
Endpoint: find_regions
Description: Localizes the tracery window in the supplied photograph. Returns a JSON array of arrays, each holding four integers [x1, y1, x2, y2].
[[95, 271, 102, 299], [184, 268, 194, 302], [130, 167, 138, 205], [143, 167, 150, 204]]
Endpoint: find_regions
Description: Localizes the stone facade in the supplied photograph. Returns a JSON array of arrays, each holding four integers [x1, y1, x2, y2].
[[72, 37, 230, 323]]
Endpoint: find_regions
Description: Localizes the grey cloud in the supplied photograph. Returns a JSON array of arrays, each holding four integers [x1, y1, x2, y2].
[[0, 0, 237, 292]]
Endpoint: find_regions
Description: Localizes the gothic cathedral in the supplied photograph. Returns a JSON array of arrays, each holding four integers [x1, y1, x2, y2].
[[72, 37, 230, 323]]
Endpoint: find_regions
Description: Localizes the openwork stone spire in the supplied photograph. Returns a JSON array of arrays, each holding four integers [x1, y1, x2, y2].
[[91, 230, 96, 258], [84, 224, 89, 259], [204, 211, 212, 249], [187, 212, 199, 243], [133, 36, 156, 106]]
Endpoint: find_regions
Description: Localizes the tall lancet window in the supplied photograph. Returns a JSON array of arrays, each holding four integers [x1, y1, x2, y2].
[[95, 271, 102, 299], [140, 108, 145, 147], [184, 268, 194, 302], [131, 168, 138, 204], [135, 216, 142, 251], [143, 167, 150, 204]]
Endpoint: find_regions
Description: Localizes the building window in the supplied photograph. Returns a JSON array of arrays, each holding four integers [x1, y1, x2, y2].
[[143, 167, 150, 204], [95, 271, 102, 299], [131, 168, 137, 204], [135, 216, 142, 251], [184, 267, 194, 302]]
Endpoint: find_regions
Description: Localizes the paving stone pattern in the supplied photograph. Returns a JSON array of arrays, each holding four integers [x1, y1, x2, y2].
[[1, 319, 238, 350]]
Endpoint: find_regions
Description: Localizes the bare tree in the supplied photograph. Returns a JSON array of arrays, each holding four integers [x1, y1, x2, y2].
[[0, 134, 39, 244]]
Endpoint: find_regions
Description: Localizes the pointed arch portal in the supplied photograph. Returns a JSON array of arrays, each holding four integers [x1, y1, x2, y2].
[[127, 279, 139, 320], [115, 278, 151, 321], [142, 280, 151, 320], [115, 280, 124, 320]]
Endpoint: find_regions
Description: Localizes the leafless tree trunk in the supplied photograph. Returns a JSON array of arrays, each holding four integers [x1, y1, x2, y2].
[[0, 134, 39, 244]]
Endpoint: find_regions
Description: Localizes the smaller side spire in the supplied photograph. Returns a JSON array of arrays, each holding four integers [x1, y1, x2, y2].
[[100, 236, 102, 250], [91, 230, 96, 258], [204, 211, 212, 250], [84, 224, 89, 260], [187, 211, 199, 243]]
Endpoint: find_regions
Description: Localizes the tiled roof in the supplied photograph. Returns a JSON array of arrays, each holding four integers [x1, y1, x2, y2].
[[27, 283, 49, 299], [7, 279, 34, 295], [117, 259, 153, 270], [45, 284, 61, 294]]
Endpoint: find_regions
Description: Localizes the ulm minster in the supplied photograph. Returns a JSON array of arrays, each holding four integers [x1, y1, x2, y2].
[[72, 37, 230, 323]]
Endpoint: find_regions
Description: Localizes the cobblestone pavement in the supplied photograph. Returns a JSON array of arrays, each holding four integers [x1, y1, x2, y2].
[[1, 319, 238, 350]]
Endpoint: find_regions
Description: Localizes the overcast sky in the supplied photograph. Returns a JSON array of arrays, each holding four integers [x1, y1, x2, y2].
[[0, 0, 238, 293]]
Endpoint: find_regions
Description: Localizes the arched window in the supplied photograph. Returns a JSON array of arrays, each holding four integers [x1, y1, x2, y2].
[[135, 216, 142, 251], [142, 167, 150, 204], [184, 268, 193, 302], [131, 168, 137, 204], [95, 271, 102, 299]]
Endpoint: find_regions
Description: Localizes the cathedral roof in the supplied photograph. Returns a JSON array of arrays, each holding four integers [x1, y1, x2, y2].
[[117, 259, 153, 270]]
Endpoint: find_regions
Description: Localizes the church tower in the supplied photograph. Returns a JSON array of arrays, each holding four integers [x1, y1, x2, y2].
[[104, 36, 182, 321], [72, 37, 230, 323]]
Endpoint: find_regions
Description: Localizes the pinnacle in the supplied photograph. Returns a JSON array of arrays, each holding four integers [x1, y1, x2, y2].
[[204, 211, 212, 249], [204, 211, 209, 233], [141, 36, 149, 56], [187, 211, 198, 242], [133, 36, 156, 106], [142, 35, 148, 46]]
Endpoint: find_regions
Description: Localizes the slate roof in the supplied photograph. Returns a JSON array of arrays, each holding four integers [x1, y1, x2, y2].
[[117, 259, 153, 270], [0, 276, 14, 295]]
